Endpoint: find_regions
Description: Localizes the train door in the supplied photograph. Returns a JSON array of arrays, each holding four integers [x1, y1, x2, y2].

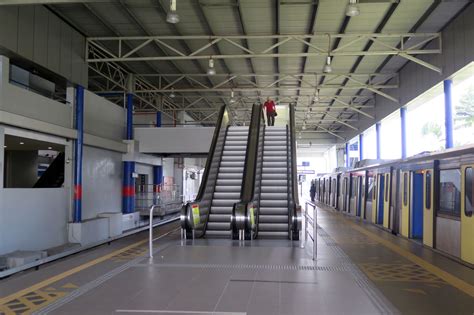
[[377, 174, 385, 225], [423, 169, 434, 247], [411, 172, 424, 240], [383, 173, 391, 229], [461, 166, 474, 264], [401, 171, 410, 238], [358, 176, 363, 218]]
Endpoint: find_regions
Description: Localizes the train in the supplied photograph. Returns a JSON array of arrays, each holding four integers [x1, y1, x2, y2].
[[315, 144, 474, 267]]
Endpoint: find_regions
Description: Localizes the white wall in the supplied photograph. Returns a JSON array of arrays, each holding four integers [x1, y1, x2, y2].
[[0, 188, 68, 255], [81, 145, 122, 220], [84, 90, 125, 141]]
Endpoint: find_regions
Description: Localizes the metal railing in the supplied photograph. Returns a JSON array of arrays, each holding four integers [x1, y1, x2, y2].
[[135, 184, 182, 216], [149, 205, 157, 258], [304, 201, 317, 260]]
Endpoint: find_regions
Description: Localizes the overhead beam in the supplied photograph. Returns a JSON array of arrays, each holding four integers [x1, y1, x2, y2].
[[86, 33, 442, 72]]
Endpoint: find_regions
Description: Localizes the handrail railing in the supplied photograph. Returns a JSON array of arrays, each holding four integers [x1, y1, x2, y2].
[[149, 205, 157, 258], [231, 103, 264, 240], [304, 201, 317, 260], [289, 103, 302, 240], [181, 105, 229, 239]]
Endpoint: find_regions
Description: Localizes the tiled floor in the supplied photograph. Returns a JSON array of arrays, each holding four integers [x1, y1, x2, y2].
[[1, 206, 473, 315]]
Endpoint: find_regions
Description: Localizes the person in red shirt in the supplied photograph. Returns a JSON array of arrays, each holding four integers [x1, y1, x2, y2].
[[263, 97, 277, 126]]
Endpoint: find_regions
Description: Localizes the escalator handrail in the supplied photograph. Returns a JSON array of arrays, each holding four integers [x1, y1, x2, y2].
[[231, 103, 265, 238], [195, 105, 229, 201], [181, 105, 229, 234], [289, 103, 301, 237]]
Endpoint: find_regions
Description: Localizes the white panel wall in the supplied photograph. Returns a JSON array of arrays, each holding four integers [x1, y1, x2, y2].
[[135, 127, 214, 154], [0, 5, 87, 85], [0, 188, 68, 255], [81, 146, 122, 220], [83, 90, 125, 141], [0, 57, 72, 129]]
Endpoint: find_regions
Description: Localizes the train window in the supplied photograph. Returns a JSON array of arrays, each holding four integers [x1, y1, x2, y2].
[[439, 169, 461, 217], [367, 177, 374, 200], [465, 167, 473, 217], [403, 173, 408, 206], [425, 171, 432, 210]]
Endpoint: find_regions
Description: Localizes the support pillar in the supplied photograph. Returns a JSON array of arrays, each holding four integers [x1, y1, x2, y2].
[[359, 133, 363, 161], [153, 165, 163, 193], [73, 86, 84, 223], [156, 111, 162, 127], [376, 122, 381, 160], [444, 79, 454, 149], [122, 85, 136, 214], [345, 142, 349, 168], [400, 107, 407, 159]]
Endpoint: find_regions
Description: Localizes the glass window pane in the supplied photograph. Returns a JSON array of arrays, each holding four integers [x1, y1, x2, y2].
[[426, 171, 432, 209], [465, 167, 473, 217], [363, 126, 377, 160], [406, 84, 445, 156], [403, 173, 408, 206], [381, 112, 401, 159], [439, 169, 461, 217], [452, 63, 474, 147]]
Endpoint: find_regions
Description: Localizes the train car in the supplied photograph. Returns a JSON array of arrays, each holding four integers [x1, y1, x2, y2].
[[315, 145, 474, 266]]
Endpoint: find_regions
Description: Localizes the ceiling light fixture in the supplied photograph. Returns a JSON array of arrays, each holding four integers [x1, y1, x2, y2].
[[314, 89, 319, 102], [20, 142, 24, 145], [346, 0, 360, 17], [48, 147, 53, 150], [229, 90, 235, 103], [207, 58, 216, 76], [323, 56, 332, 73], [166, 0, 180, 24], [302, 123, 307, 131], [170, 88, 176, 98]]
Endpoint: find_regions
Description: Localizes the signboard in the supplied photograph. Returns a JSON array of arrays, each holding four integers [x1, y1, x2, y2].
[[297, 170, 316, 175], [192, 204, 200, 226], [302, 161, 310, 167]]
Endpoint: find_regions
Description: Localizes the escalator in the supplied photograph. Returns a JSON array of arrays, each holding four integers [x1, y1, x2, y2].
[[33, 152, 65, 188], [181, 103, 300, 240]]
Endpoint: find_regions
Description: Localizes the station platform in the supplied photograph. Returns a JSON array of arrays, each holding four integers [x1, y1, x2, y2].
[[1, 205, 473, 315]]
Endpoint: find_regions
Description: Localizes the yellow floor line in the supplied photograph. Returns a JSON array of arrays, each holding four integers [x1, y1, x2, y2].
[[0, 228, 178, 305], [331, 210, 474, 298]]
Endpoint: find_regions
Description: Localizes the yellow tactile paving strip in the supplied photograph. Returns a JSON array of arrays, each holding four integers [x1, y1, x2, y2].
[[321, 206, 474, 298], [359, 263, 446, 284], [0, 225, 179, 315], [0, 283, 77, 315]]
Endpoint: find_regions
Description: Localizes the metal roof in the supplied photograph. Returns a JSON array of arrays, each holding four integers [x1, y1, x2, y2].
[[40, 0, 470, 144]]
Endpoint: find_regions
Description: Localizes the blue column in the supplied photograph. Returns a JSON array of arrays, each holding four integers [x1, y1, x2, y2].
[[123, 93, 135, 214], [376, 122, 381, 159], [359, 133, 363, 161], [156, 111, 162, 127], [400, 107, 407, 159], [345, 142, 349, 168], [73, 86, 84, 223], [444, 79, 454, 149]]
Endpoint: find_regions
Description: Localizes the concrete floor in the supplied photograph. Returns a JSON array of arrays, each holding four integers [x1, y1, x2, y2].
[[0, 206, 473, 315]]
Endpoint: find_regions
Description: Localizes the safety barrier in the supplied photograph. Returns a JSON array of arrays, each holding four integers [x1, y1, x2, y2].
[[304, 201, 317, 260], [136, 184, 182, 216], [148, 205, 157, 258]]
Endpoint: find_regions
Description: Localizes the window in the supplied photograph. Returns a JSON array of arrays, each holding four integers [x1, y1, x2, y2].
[[426, 171, 432, 209], [367, 177, 374, 200], [381, 112, 401, 159], [465, 167, 473, 217], [452, 63, 474, 147], [348, 136, 360, 167], [363, 126, 377, 160], [406, 84, 445, 156], [403, 173, 408, 206], [439, 169, 461, 217]]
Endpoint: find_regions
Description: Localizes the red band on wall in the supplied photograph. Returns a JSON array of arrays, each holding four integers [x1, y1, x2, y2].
[[74, 185, 82, 200], [122, 186, 135, 197]]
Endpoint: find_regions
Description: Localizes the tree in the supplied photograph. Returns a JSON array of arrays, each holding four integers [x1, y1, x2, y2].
[[422, 121, 442, 139], [455, 84, 474, 128]]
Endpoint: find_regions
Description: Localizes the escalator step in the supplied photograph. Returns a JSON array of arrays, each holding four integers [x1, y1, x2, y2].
[[207, 222, 231, 230], [213, 192, 240, 199], [206, 230, 231, 237], [259, 207, 288, 215], [215, 185, 242, 192], [258, 215, 288, 223], [208, 214, 231, 222], [260, 192, 288, 200], [260, 200, 288, 207], [261, 179, 287, 186], [210, 206, 233, 214], [212, 199, 239, 207], [258, 231, 289, 239], [261, 186, 287, 193], [259, 223, 288, 231]]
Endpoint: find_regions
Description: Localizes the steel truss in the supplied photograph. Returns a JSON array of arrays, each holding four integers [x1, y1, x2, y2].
[[86, 33, 442, 73]]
